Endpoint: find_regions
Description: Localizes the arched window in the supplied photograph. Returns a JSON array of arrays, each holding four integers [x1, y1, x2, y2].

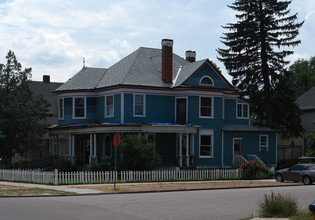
[[200, 76, 213, 86]]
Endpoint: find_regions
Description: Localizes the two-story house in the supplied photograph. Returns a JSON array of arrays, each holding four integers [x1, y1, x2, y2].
[[49, 39, 277, 169]]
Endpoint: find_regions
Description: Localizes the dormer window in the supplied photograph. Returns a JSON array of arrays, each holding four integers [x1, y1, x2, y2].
[[200, 76, 213, 86]]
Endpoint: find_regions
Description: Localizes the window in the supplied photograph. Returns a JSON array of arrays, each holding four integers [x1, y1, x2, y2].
[[105, 95, 114, 118], [199, 129, 213, 158], [58, 98, 64, 119], [259, 135, 268, 151], [134, 94, 145, 117], [200, 97, 213, 118], [73, 97, 86, 119], [237, 102, 249, 118], [200, 76, 213, 86]]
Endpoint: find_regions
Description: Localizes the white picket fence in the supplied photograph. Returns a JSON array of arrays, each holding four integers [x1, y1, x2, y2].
[[0, 169, 55, 184], [0, 169, 241, 185]]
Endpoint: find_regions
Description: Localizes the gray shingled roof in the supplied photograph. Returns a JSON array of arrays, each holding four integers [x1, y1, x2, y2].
[[55, 47, 229, 92], [55, 67, 107, 91], [296, 87, 315, 110], [96, 47, 189, 88]]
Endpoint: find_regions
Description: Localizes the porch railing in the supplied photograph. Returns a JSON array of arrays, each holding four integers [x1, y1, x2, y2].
[[247, 155, 265, 166], [233, 155, 248, 167]]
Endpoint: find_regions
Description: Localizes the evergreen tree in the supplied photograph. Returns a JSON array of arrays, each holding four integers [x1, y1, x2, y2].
[[0, 51, 50, 168], [217, 0, 304, 138]]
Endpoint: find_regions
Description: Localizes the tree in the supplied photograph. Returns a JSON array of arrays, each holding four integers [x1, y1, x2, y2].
[[217, 0, 304, 138], [0, 51, 50, 168], [287, 57, 315, 98], [119, 134, 161, 170]]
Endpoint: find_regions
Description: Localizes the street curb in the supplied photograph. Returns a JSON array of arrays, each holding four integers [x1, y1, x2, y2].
[[0, 183, 300, 198]]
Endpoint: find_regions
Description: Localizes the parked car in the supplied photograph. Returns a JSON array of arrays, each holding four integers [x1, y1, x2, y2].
[[275, 163, 315, 185]]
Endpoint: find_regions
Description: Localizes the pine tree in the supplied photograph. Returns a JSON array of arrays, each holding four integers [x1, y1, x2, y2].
[[217, 0, 304, 137], [0, 51, 50, 168]]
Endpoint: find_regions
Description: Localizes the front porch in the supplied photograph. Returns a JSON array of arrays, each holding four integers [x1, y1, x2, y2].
[[48, 122, 199, 169]]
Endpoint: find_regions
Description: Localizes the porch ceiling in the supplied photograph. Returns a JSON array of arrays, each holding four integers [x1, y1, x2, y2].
[[49, 122, 199, 135]]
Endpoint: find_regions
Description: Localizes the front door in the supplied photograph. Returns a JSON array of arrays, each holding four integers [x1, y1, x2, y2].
[[176, 98, 187, 124], [233, 138, 243, 156]]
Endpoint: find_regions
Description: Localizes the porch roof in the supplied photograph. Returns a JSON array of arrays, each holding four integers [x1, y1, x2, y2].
[[49, 122, 199, 135], [222, 124, 274, 132]]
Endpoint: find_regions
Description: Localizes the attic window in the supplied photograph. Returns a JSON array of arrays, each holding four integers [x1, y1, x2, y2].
[[200, 76, 213, 86]]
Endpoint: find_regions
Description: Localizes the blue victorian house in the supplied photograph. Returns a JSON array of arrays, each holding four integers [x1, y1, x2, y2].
[[49, 39, 277, 169]]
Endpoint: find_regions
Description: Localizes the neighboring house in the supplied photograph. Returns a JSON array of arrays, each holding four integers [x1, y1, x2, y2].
[[49, 39, 277, 169], [277, 87, 315, 161], [13, 76, 63, 167]]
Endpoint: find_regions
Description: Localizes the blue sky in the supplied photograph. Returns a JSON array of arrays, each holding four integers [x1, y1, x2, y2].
[[0, 0, 314, 83]]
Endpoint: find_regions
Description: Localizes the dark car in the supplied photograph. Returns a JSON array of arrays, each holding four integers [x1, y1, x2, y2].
[[275, 163, 315, 185]]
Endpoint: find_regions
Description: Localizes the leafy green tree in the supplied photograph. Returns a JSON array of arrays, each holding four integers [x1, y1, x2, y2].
[[119, 134, 161, 170], [287, 57, 315, 98], [217, 0, 304, 138], [0, 51, 50, 168]]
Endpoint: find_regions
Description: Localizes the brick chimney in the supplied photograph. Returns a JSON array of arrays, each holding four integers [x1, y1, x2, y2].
[[161, 39, 173, 83], [185, 50, 196, 62], [43, 75, 50, 83]]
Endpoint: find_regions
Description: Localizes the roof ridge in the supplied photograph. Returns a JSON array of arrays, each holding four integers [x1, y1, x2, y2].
[[94, 69, 108, 89]]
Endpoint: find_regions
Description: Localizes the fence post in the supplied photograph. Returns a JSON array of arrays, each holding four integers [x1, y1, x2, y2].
[[54, 169, 58, 185]]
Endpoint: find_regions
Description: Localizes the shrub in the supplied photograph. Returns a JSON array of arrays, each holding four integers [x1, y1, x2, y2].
[[239, 160, 269, 179], [258, 192, 298, 217], [88, 158, 113, 171], [54, 156, 74, 171], [119, 134, 162, 170]]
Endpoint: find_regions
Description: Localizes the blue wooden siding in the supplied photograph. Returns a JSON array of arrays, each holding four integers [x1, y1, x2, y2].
[[183, 64, 230, 88], [124, 93, 175, 124], [224, 99, 249, 125], [98, 94, 121, 123], [223, 131, 277, 167]]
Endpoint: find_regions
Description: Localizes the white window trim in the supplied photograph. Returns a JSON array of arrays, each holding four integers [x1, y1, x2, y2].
[[175, 97, 188, 124], [199, 96, 214, 119], [199, 76, 214, 86], [133, 94, 146, 117], [199, 129, 214, 158], [259, 134, 269, 151], [72, 97, 86, 119], [58, 98, 64, 120], [105, 95, 114, 118], [236, 101, 249, 119]]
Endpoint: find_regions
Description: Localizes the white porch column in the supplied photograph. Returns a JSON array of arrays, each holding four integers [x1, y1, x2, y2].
[[179, 133, 183, 167], [186, 133, 189, 167], [93, 134, 97, 163], [89, 134, 93, 165]]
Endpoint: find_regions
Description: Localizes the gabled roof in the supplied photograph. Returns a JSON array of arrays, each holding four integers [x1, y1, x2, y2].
[[296, 87, 315, 111]]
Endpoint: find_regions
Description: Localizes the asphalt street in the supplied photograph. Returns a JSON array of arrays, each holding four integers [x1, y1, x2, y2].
[[1, 185, 314, 220]]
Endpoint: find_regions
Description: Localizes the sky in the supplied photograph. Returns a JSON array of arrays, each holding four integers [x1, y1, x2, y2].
[[0, 0, 315, 83]]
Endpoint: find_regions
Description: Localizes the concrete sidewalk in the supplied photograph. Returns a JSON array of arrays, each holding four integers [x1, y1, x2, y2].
[[0, 181, 103, 194]]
